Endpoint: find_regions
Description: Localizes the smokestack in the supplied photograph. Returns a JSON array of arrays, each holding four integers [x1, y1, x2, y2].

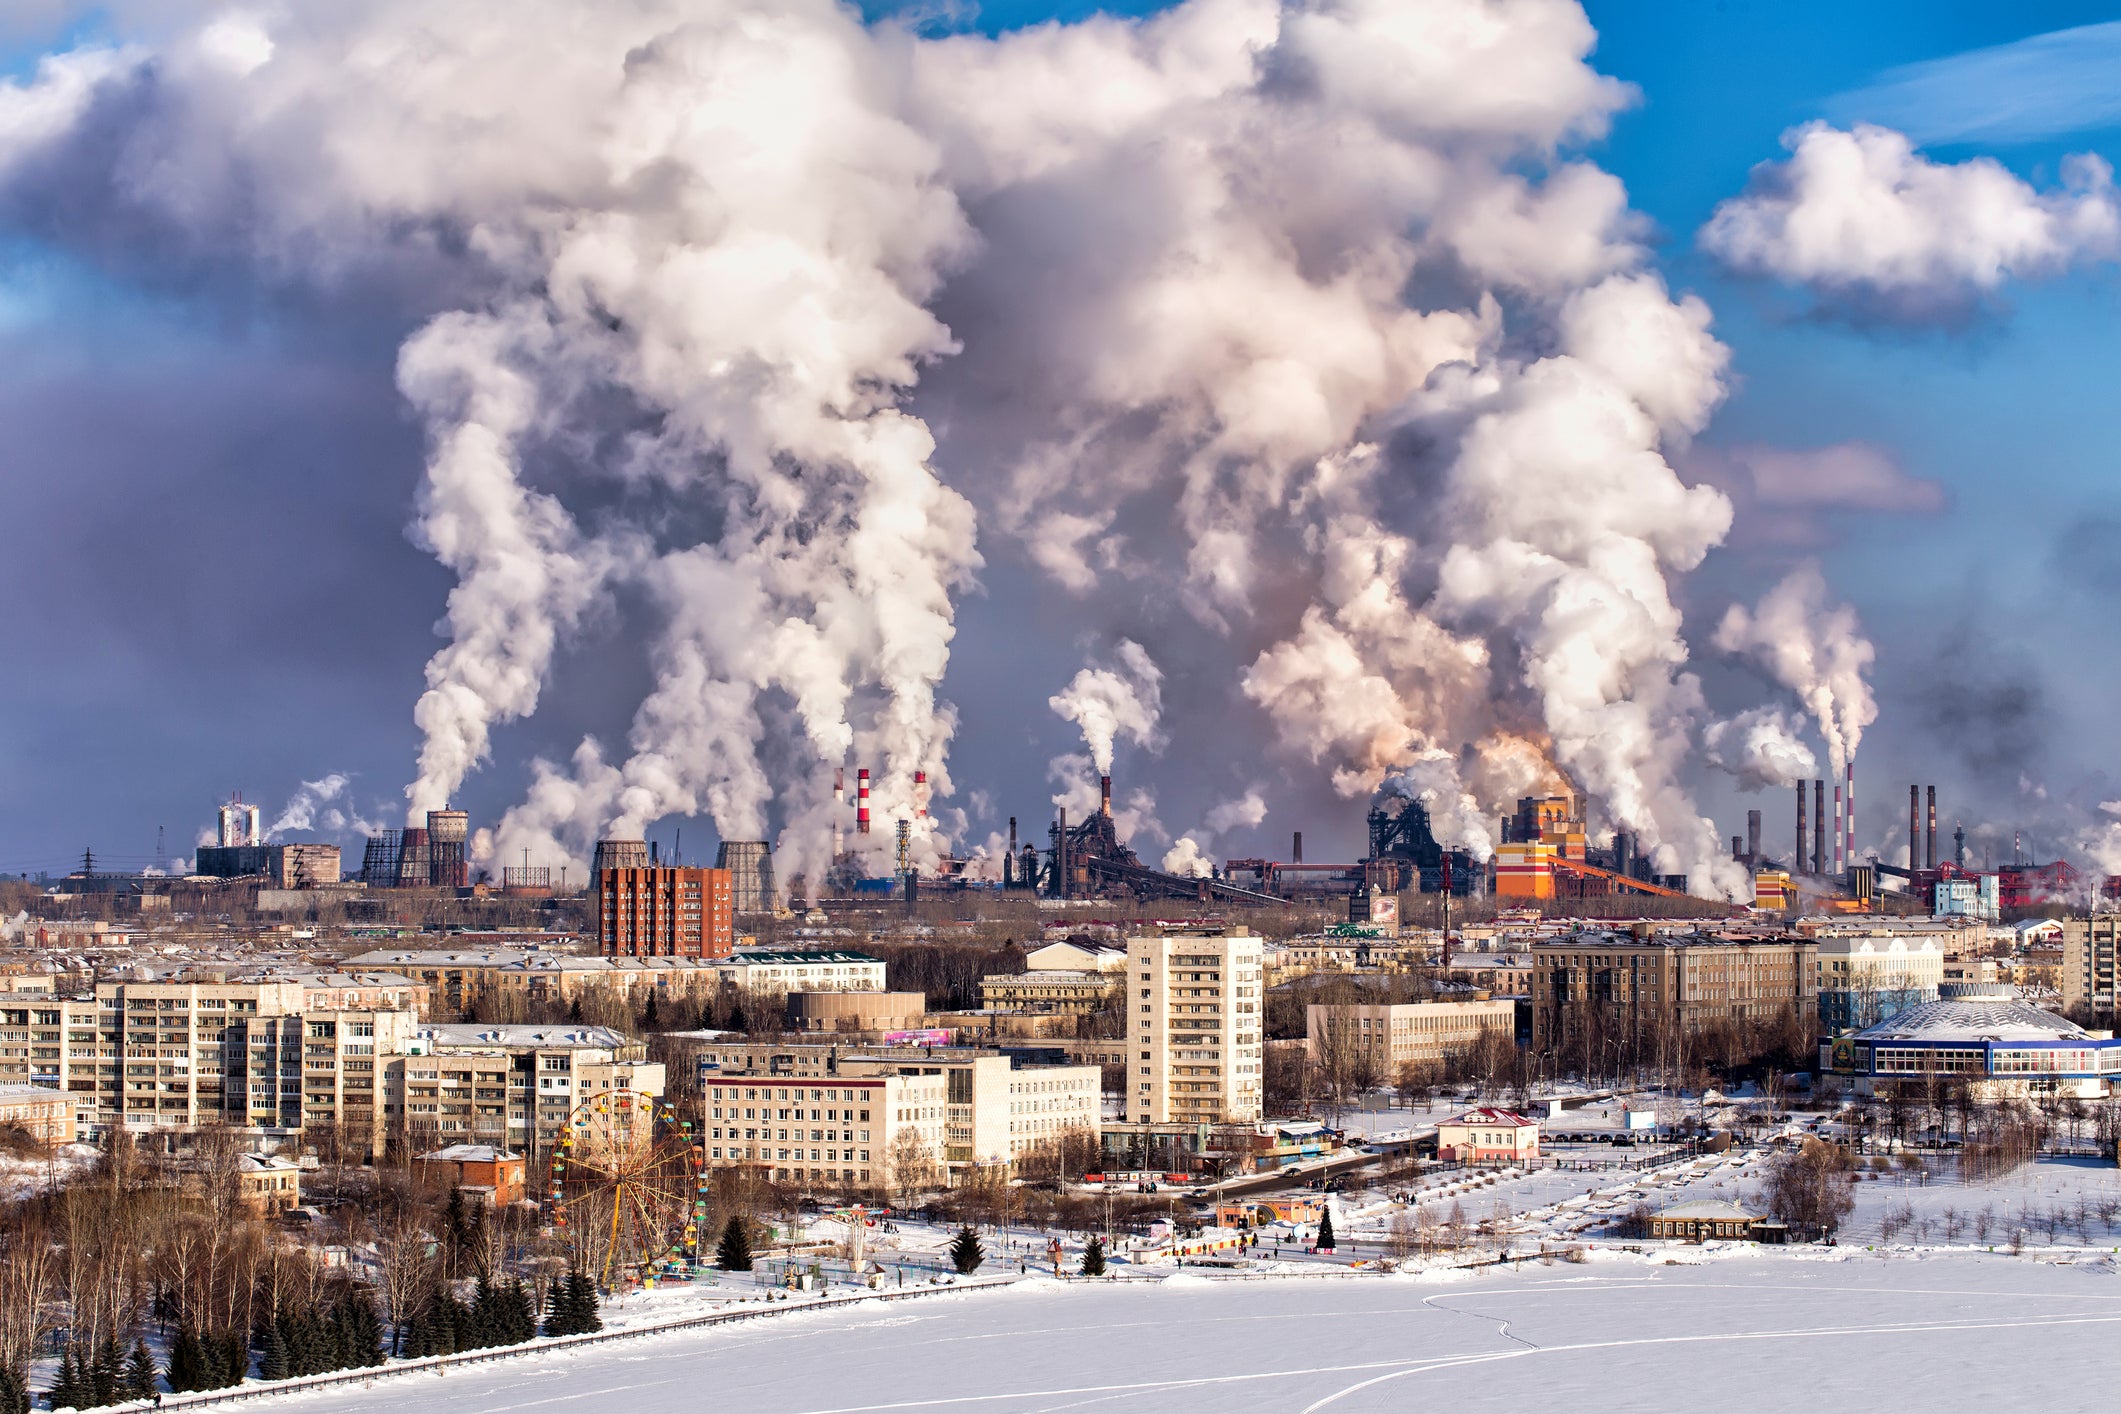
[[1293, 831, 1304, 864], [1796, 782, 1808, 878], [1006, 816, 1018, 888], [1746, 809, 1761, 867], [1832, 781, 1842, 875], [1057, 806, 1069, 899], [857, 767, 871, 835], [833, 767, 844, 806], [1845, 761, 1856, 875], [914, 769, 929, 819], [1099, 774, 1112, 817], [1731, 834, 1743, 860], [1926, 786, 1937, 871], [1815, 779, 1828, 874], [1917, 784, 1934, 873]]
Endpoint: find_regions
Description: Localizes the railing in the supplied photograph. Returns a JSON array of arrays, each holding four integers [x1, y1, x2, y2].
[[94, 1276, 1019, 1413]]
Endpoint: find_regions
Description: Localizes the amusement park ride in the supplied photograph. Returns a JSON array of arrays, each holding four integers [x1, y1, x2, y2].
[[544, 1089, 709, 1288]]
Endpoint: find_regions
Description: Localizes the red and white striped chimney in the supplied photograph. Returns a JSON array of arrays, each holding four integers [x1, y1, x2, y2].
[[913, 770, 929, 820], [857, 767, 871, 835]]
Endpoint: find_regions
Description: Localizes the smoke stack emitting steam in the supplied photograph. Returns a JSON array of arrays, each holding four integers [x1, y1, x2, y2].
[[0, 2, 1891, 897], [857, 768, 871, 837]]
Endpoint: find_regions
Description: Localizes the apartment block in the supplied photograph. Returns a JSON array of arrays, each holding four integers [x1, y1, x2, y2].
[[1530, 933, 1817, 1053], [978, 971, 1117, 1016], [1815, 934, 1944, 1032], [701, 1072, 947, 1191], [1125, 930, 1264, 1125], [1305, 999, 1517, 1078], [694, 1042, 1100, 1176], [598, 866, 735, 959], [2063, 917, 2121, 1019], [391, 1023, 664, 1159]]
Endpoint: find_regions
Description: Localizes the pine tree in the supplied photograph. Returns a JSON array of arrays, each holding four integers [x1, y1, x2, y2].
[[92, 1333, 120, 1407], [1079, 1235, 1106, 1277], [568, 1272, 602, 1334], [716, 1216, 753, 1272], [642, 991, 660, 1028], [258, 1322, 291, 1382], [123, 1341, 157, 1400], [727, 1002, 747, 1033], [0, 1363, 29, 1414], [164, 1329, 203, 1396], [949, 1226, 984, 1275], [567, 998, 584, 1024], [46, 1346, 81, 1410], [1316, 1208, 1336, 1252], [508, 1281, 538, 1343]]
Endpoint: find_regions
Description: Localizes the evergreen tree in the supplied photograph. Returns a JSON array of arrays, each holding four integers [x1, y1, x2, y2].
[[1079, 1235, 1106, 1278], [642, 991, 660, 1028], [0, 1363, 30, 1414], [123, 1341, 158, 1400], [568, 1272, 602, 1334], [949, 1226, 984, 1275], [163, 1329, 204, 1395], [214, 1331, 249, 1388], [716, 1216, 754, 1272], [726, 1002, 747, 1033], [91, 1333, 120, 1406], [46, 1346, 81, 1410], [567, 998, 584, 1024], [258, 1323, 291, 1382], [1316, 1208, 1336, 1252]]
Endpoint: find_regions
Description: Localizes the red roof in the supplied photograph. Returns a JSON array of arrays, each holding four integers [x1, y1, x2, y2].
[[1442, 1107, 1536, 1128]]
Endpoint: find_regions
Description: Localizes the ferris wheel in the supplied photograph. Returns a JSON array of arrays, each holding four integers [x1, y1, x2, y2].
[[545, 1090, 707, 1289]]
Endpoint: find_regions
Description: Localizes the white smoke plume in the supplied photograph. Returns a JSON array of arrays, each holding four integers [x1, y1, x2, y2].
[[0, 0, 1804, 898], [1163, 785, 1270, 877], [1378, 752, 1495, 861], [1701, 122, 2121, 319], [269, 773, 350, 836], [1048, 640, 1163, 776], [1704, 708, 1819, 790], [1713, 564, 1878, 773]]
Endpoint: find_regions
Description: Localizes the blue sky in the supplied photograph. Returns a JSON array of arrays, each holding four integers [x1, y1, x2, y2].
[[2, 1, 2119, 875]]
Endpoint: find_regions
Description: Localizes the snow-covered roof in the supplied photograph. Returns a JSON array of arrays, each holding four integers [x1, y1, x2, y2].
[[418, 1144, 520, 1164], [1854, 996, 2088, 1044], [1442, 1107, 1536, 1128], [1656, 1199, 1760, 1221]]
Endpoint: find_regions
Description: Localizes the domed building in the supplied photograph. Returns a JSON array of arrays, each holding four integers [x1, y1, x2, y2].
[[1820, 984, 2117, 1099]]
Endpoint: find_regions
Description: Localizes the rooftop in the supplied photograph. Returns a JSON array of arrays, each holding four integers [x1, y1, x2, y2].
[[416, 1023, 631, 1049], [418, 1144, 520, 1164], [1656, 1199, 1761, 1221], [1853, 996, 2089, 1044]]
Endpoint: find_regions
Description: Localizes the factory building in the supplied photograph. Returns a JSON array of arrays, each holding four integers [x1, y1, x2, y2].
[[358, 809, 474, 889], [195, 842, 342, 887]]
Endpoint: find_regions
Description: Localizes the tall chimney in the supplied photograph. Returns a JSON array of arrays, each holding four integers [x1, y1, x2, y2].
[[1926, 786, 1937, 871], [1832, 781, 1843, 874], [1006, 816, 1018, 888], [857, 767, 871, 835], [1056, 807, 1069, 899], [914, 769, 929, 820], [1796, 782, 1808, 877], [1746, 809, 1761, 867], [1731, 834, 1743, 861], [1099, 774, 1112, 817], [1909, 785, 1920, 873], [1845, 762, 1856, 875], [1293, 831, 1304, 864], [1813, 780, 1825, 874]]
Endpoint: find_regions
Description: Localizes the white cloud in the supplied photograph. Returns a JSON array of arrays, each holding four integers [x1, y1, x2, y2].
[[1700, 122, 2120, 318]]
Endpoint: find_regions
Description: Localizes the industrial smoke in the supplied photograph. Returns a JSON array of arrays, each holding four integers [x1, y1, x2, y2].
[[0, 0, 1880, 895]]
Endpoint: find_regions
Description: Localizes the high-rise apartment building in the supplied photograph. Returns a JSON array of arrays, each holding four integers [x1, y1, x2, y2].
[[598, 866, 736, 959], [2062, 916, 2121, 1020], [1124, 929, 1264, 1125]]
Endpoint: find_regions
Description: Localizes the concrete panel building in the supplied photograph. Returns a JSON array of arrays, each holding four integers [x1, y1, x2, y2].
[[1124, 929, 1264, 1125], [1531, 932, 1817, 1054], [1305, 999, 1517, 1078], [2062, 916, 2121, 1020], [598, 866, 736, 959]]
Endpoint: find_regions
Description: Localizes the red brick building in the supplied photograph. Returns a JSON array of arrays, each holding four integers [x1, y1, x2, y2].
[[598, 866, 735, 959]]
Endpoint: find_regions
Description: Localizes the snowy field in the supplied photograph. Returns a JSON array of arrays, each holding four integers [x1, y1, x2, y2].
[[256, 1252, 2115, 1412]]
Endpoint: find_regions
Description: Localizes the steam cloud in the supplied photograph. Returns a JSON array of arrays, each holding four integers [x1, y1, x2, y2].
[[1704, 708, 1819, 790], [1701, 122, 2121, 319], [269, 773, 351, 837], [1713, 564, 1878, 773], [0, 0, 1852, 896], [1048, 641, 1164, 776]]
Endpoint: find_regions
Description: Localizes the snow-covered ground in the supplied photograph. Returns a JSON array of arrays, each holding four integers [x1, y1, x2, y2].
[[238, 1251, 2115, 1412]]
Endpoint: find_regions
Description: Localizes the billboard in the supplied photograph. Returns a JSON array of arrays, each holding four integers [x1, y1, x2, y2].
[[882, 1028, 954, 1046]]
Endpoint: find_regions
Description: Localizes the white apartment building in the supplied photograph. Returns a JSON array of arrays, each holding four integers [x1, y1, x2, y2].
[[1815, 933, 1946, 1031], [1125, 930, 1264, 1125], [700, 1071, 947, 1192]]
